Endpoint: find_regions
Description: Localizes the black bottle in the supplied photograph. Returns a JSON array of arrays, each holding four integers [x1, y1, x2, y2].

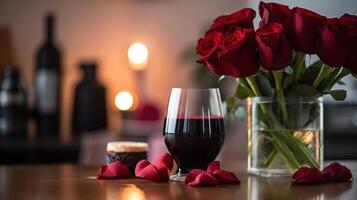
[[35, 14, 61, 138], [0, 65, 27, 139], [72, 62, 107, 136]]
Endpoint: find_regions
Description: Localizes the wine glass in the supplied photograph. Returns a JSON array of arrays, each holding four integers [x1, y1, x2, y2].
[[163, 88, 225, 182]]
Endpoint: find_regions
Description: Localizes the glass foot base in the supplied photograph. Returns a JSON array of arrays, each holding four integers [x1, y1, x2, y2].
[[170, 173, 187, 182]]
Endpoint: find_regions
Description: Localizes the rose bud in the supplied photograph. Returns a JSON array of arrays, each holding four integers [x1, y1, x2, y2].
[[218, 28, 260, 77], [285, 7, 326, 54], [259, 1, 291, 27], [323, 162, 353, 182], [317, 14, 357, 71], [256, 22, 292, 71], [210, 8, 256, 33], [292, 167, 328, 184]]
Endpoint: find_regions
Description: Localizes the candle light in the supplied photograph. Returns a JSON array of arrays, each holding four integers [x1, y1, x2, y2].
[[115, 91, 134, 111], [128, 43, 149, 71]]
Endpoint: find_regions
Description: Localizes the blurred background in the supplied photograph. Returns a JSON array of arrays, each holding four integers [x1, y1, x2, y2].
[[0, 0, 356, 165]]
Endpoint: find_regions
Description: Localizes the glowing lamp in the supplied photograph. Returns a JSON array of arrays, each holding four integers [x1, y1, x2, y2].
[[128, 43, 148, 71], [115, 91, 134, 111]]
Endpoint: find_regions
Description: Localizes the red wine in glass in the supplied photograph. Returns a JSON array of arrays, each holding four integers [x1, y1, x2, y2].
[[163, 88, 225, 181]]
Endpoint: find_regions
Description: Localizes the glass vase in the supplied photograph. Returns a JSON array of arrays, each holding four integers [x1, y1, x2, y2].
[[247, 97, 323, 177]]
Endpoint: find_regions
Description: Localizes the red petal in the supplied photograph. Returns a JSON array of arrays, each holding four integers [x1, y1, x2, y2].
[[323, 162, 353, 182], [99, 165, 108, 173], [207, 161, 221, 174], [135, 161, 169, 182], [185, 169, 205, 185], [96, 161, 130, 179], [136, 164, 164, 182], [156, 165, 171, 182], [185, 169, 217, 187], [292, 167, 327, 184], [213, 170, 240, 184], [153, 153, 174, 171], [135, 160, 151, 175]]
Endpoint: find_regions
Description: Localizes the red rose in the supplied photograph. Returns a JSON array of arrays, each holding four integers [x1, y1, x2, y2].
[[285, 7, 326, 54], [196, 31, 227, 75], [259, 1, 290, 27], [341, 14, 357, 74], [256, 22, 292, 70], [323, 162, 353, 182], [292, 167, 328, 184], [210, 8, 256, 33], [196, 28, 259, 78], [317, 14, 357, 71], [196, 31, 223, 64], [219, 28, 259, 77]]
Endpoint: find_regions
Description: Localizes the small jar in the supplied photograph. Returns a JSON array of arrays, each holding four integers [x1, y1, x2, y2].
[[106, 141, 149, 175]]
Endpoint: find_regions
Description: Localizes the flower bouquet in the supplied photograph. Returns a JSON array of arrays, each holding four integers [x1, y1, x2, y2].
[[196, 2, 357, 176]]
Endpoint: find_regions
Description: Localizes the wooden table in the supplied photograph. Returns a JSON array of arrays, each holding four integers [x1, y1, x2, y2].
[[1, 161, 356, 200]]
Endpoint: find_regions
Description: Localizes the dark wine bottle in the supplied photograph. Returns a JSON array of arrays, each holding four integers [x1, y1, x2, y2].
[[0, 65, 27, 139], [72, 62, 107, 136], [35, 14, 61, 138]]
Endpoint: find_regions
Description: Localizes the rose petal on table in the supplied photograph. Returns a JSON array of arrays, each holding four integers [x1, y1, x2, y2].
[[292, 167, 328, 184], [156, 165, 171, 179], [323, 162, 353, 182], [153, 153, 174, 171], [135, 160, 151, 175], [136, 164, 164, 182], [96, 161, 130, 179], [207, 161, 221, 174], [185, 169, 217, 187], [135, 160, 170, 182], [213, 170, 240, 185]]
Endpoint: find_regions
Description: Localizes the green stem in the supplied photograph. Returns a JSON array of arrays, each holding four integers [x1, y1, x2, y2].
[[267, 113, 319, 168], [246, 77, 262, 96], [325, 67, 350, 90], [312, 64, 332, 88], [265, 148, 279, 169], [321, 67, 341, 90], [238, 78, 255, 97], [273, 71, 289, 125], [293, 52, 305, 83]]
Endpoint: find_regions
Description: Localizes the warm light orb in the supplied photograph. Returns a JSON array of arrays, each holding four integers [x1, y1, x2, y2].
[[128, 43, 148, 71], [115, 91, 134, 111]]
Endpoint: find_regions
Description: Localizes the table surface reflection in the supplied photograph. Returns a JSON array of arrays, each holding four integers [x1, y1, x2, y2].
[[1, 161, 356, 200]]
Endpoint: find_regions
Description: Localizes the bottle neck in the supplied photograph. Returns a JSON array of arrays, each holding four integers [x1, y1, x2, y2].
[[84, 70, 96, 81], [1, 67, 20, 90], [45, 15, 54, 44], [80, 63, 97, 82]]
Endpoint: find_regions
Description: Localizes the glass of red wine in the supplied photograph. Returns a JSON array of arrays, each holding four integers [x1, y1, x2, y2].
[[163, 88, 225, 182]]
